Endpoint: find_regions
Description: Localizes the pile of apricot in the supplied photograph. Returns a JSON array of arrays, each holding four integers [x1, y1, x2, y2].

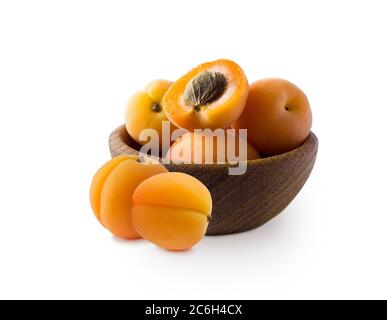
[[90, 59, 312, 251]]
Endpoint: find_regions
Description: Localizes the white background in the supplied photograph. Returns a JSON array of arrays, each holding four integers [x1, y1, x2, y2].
[[1, 0, 386, 300]]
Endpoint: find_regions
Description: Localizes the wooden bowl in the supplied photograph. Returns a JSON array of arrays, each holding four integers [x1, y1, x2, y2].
[[109, 125, 318, 235]]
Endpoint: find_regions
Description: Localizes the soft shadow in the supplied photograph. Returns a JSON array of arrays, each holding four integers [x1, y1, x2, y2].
[[108, 197, 312, 257], [111, 235, 145, 246], [202, 199, 311, 255], [111, 235, 197, 256], [151, 245, 197, 256]]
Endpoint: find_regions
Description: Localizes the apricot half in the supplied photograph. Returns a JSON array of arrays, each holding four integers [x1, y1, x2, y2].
[[167, 130, 259, 164], [90, 155, 168, 239], [232, 78, 312, 155], [163, 59, 249, 131], [125, 79, 177, 147], [132, 172, 212, 251]]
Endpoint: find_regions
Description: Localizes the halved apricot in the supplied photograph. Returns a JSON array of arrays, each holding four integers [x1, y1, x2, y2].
[[162, 59, 249, 131]]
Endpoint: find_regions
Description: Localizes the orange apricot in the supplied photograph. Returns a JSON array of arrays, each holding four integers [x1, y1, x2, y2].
[[167, 130, 259, 164], [232, 78, 312, 156], [132, 172, 212, 251], [162, 59, 249, 131], [90, 155, 168, 239], [125, 79, 177, 147]]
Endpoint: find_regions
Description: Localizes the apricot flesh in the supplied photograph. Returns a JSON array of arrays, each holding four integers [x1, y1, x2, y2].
[[167, 130, 259, 164], [90, 155, 168, 239], [132, 172, 212, 251], [162, 59, 249, 131], [232, 78, 312, 155], [125, 79, 177, 147]]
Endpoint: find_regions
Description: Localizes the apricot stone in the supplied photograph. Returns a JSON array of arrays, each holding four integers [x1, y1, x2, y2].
[[90, 155, 168, 239], [132, 172, 212, 251]]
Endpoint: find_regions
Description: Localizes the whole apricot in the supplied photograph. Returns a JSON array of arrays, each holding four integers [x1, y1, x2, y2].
[[167, 130, 259, 164], [125, 79, 177, 147], [90, 155, 168, 239], [232, 78, 312, 155], [163, 59, 249, 131], [132, 172, 212, 251]]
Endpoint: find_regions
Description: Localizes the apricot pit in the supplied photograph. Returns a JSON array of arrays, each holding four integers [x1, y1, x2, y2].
[[184, 71, 228, 111]]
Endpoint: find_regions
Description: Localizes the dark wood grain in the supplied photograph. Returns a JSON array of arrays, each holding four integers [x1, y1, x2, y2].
[[109, 124, 318, 235]]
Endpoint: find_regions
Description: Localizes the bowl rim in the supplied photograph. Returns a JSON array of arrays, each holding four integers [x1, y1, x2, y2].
[[109, 124, 318, 168]]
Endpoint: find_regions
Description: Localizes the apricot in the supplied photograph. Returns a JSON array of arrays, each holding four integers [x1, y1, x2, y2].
[[90, 155, 168, 239], [232, 78, 312, 155], [167, 130, 259, 164], [125, 79, 177, 147], [162, 59, 249, 131], [132, 172, 212, 251]]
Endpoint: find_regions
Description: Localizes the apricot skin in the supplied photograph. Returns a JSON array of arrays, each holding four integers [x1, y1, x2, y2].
[[132, 172, 212, 251], [232, 78, 312, 156], [90, 155, 168, 239], [167, 130, 259, 164], [125, 79, 177, 147]]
